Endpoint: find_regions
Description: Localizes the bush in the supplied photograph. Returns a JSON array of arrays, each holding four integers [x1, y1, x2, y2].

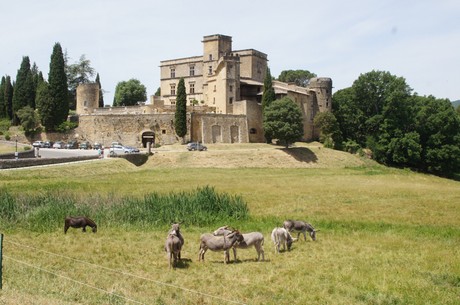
[[343, 140, 361, 154], [0, 187, 249, 232], [55, 121, 78, 132]]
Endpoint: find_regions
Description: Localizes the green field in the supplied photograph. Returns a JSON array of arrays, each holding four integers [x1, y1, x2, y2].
[[0, 144, 459, 304]]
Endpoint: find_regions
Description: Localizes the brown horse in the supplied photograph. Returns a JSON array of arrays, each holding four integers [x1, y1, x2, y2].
[[64, 216, 97, 234]]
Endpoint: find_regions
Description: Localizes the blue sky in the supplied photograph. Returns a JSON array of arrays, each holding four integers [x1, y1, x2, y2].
[[1, 0, 459, 103]]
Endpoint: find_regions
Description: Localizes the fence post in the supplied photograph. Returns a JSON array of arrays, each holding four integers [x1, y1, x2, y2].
[[0, 233, 3, 289]]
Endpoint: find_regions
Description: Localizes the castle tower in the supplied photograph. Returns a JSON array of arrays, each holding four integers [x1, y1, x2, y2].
[[309, 77, 333, 112], [76, 83, 100, 115]]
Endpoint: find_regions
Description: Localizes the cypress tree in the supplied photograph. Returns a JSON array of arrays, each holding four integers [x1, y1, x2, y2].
[[174, 78, 187, 139], [36, 81, 53, 129], [0, 76, 5, 118], [95, 73, 104, 107], [12, 56, 35, 124], [4, 76, 14, 120], [261, 67, 276, 143], [48, 42, 68, 130]]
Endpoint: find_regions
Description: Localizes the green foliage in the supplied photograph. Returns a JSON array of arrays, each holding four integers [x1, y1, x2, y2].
[[174, 78, 187, 138], [333, 70, 460, 177], [4, 76, 14, 120], [95, 73, 104, 107], [12, 56, 36, 124], [277, 69, 317, 87], [154, 86, 161, 96], [113, 79, 147, 106], [0, 186, 249, 232], [16, 106, 39, 135], [55, 120, 78, 132], [261, 68, 276, 143], [314, 112, 343, 149], [48, 43, 69, 130], [0, 118, 11, 133], [263, 97, 304, 148], [67, 54, 96, 110], [0, 76, 6, 118]]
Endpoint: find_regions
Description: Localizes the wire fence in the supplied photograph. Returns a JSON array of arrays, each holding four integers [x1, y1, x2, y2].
[[3, 239, 247, 305]]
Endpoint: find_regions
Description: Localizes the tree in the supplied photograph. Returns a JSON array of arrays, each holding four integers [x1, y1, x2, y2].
[[113, 79, 147, 106], [174, 78, 187, 139], [0, 76, 5, 118], [16, 106, 39, 135], [154, 87, 161, 96], [277, 70, 317, 87], [12, 56, 35, 124], [36, 81, 53, 130], [261, 68, 276, 143], [313, 112, 343, 149], [48, 43, 69, 130], [67, 54, 96, 110], [95, 73, 104, 107], [263, 97, 304, 148], [4, 76, 14, 120]]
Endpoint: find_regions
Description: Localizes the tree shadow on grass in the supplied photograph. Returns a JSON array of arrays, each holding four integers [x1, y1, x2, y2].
[[280, 147, 318, 163]]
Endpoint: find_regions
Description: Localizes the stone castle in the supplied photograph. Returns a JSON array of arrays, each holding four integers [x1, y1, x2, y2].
[[75, 34, 332, 147]]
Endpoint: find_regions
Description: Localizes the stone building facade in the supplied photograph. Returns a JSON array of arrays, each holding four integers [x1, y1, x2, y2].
[[75, 34, 332, 147]]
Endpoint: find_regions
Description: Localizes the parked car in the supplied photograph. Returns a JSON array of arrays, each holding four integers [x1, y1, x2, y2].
[[79, 141, 92, 150], [65, 141, 78, 149], [53, 141, 65, 149], [124, 146, 140, 153], [32, 141, 45, 148], [109, 144, 127, 156], [43, 141, 54, 148], [93, 142, 103, 150], [186, 142, 207, 151]]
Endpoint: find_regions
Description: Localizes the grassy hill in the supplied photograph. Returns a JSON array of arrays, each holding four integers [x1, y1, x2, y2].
[[452, 99, 460, 108], [1, 143, 459, 304]]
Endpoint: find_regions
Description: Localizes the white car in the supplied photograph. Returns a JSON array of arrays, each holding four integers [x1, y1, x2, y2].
[[109, 144, 128, 155], [32, 141, 45, 148]]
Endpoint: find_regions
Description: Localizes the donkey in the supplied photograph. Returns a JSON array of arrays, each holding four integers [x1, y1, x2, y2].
[[64, 216, 97, 234], [213, 226, 265, 262], [169, 223, 184, 259], [165, 229, 182, 269], [283, 220, 319, 241], [271, 227, 296, 253], [198, 229, 244, 264]]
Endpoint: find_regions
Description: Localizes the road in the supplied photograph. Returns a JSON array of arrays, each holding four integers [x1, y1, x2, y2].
[[38, 148, 100, 158]]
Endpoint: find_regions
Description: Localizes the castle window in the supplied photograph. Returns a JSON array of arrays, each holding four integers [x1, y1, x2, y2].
[[229, 97, 233, 104], [250, 128, 257, 134], [170, 68, 175, 78], [213, 85, 216, 92], [190, 66, 195, 76], [162, 129, 166, 134], [208, 66, 213, 75], [213, 97, 215, 104], [229, 85, 233, 92], [170, 84, 176, 96], [189, 83, 195, 94], [171, 100, 176, 105], [209, 54, 212, 61]]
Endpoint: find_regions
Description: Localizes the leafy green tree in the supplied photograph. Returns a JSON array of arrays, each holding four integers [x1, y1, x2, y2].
[[36, 81, 53, 129], [277, 70, 317, 87], [263, 97, 304, 148], [174, 78, 187, 139], [113, 79, 147, 106], [154, 87, 161, 96], [261, 68, 276, 143], [414, 95, 460, 176], [67, 54, 95, 110], [12, 56, 35, 124], [16, 106, 39, 135], [4, 76, 14, 120], [48, 42, 69, 130], [95, 73, 104, 107], [0, 76, 5, 118], [313, 111, 343, 149]]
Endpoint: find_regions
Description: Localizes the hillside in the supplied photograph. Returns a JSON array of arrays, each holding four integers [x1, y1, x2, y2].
[[145, 142, 376, 169], [452, 99, 460, 108]]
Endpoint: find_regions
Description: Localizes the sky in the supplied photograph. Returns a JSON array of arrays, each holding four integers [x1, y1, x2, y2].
[[1, 0, 459, 104]]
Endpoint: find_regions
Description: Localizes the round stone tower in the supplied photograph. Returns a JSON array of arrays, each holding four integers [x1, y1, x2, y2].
[[309, 77, 333, 112], [76, 83, 100, 114]]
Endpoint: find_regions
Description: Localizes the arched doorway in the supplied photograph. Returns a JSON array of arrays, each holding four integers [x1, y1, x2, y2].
[[211, 125, 222, 143], [141, 131, 155, 148], [230, 125, 239, 143]]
